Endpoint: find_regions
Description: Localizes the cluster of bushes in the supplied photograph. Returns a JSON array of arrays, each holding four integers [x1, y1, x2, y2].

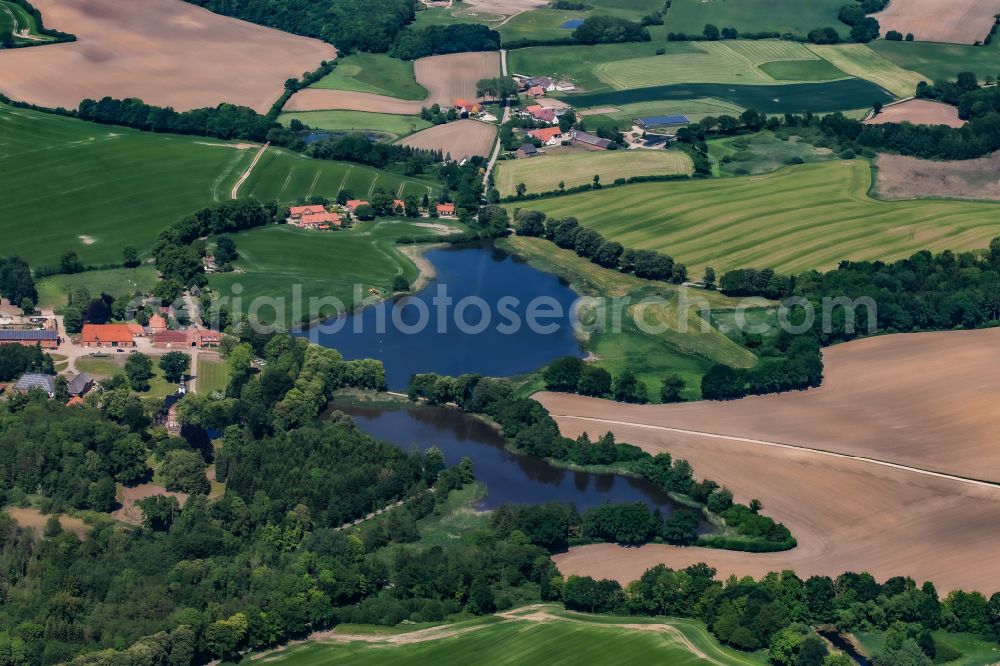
[[542, 356, 655, 404], [406, 372, 794, 551], [0, 0, 76, 48], [572, 16, 650, 44], [514, 209, 688, 283], [701, 334, 823, 400], [493, 501, 702, 550], [836, 0, 882, 42], [391, 23, 501, 59], [667, 24, 753, 41], [564, 564, 1000, 661], [0, 256, 36, 310], [503, 172, 691, 202]]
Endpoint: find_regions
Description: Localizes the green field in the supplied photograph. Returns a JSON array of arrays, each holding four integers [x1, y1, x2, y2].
[[806, 43, 927, 98], [501, 236, 758, 400], [0, 0, 55, 44], [870, 40, 1000, 84], [562, 78, 893, 114], [239, 147, 435, 204], [708, 131, 836, 176], [309, 53, 427, 100], [208, 220, 465, 326], [524, 160, 1000, 276], [855, 630, 1000, 666], [509, 42, 681, 93], [663, 0, 846, 38], [0, 103, 252, 267], [496, 150, 693, 197], [195, 357, 229, 395], [76, 356, 176, 398], [594, 41, 846, 89], [247, 605, 767, 666], [35, 266, 159, 309], [278, 110, 431, 138]]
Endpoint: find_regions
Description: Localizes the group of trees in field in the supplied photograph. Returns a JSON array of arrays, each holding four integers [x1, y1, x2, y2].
[[0, 344, 53, 382], [390, 23, 501, 59], [566, 564, 1000, 664], [0, 256, 36, 310], [542, 356, 674, 404], [77, 97, 279, 142], [571, 16, 650, 44], [514, 209, 688, 283], [700, 334, 823, 400], [306, 134, 442, 175], [406, 372, 794, 551]]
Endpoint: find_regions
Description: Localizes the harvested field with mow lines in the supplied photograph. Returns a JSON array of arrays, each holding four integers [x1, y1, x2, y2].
[[527, 160, 1000, 275], [871, 0, 1000, 45], [540, 328, 1000, 592], [875, 151, 1000, 202], [865, 99, 965, 128], [399, 119, 498, 159], [0, 0, 336, 113], [804, 43, 926, 98], [286, 51, 500, 115]]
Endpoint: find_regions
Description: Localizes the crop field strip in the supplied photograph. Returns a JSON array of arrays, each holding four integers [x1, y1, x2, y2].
[[277, 110, 433, 138], [526, 160, 1000, 275], [805, 44, 926, 98]]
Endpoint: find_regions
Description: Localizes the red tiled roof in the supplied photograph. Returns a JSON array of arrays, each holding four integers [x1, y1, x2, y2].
[[528, 127, 563, 142], [66, 396, 84, 407], [436, 203, 456, 214], [81, 324, 135, 345], [153, 330, 189, 345], [393, 199, 406, 210], [149, 314, 166, 329], [346, 199, 369, 209], [127, 323, 145, 335], [289, 204, 326, 216], [302, 212, 342, 225]]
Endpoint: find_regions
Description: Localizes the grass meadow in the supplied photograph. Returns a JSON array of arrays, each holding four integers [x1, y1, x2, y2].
[[0, 102, 251, 267], [708, 131, 836, 176], [500, 236, 759, 400], [208, 220, 465, 326], [195, 356, 229, 395], [36, 266, 160, 309], [663, 0, 846, 38], [870, 40, 1000, 84], [76, 356, 176, 398], [805, 44, 926, 98], [278, 110, 432, 138], [524, 160, 1000, 275], [238, 147, 436, 204], [495, 150, 692, 197], [309, 53, 427, 100], [246, 603, 768, 666]]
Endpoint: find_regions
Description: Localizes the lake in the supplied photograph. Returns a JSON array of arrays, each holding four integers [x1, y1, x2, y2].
[[303, 242, 584, 388], [334, 403, 698, 514]]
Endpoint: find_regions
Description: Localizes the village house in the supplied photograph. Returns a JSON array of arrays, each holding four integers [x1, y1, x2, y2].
[[570, 129, 612, 149], [516, 144, 539, 159], [288, 204, 326, 222], [454, 98, 480, 115], [436, 203, 456, 217], [81, 323, 136, 348], [148, 314, 167, 334], [298, 211, 342, 230], [524, 105, 557, 124], [191, 328, 221, 348], [527, 85, 546, 98], [66, 372, 94, 398], [344, 199, 370, 214], [0, 329, 59, 349], [526, 76, 555, 92], [127, 323, 146, 338], [528, 127, 564, 146], [13, 373, 55, 398]]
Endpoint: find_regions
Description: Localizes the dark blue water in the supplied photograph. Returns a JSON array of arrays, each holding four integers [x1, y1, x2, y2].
[[303, 243, 584, 388], [335, 403, 699, 515], [560, 18, 584, 29]]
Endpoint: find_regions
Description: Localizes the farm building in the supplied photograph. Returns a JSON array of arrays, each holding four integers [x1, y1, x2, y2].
[[298, 212, 342, 229], [436, 203, 456, 217], [127, 323, 146, 337], [81, 324, 135, 348], [570, 130, 612, 149], [0, 329, 59, 348], [192, 328, 221, 348], [529, 127, 564, 146], [148, 314, 167, 333], [636, 115, 690, 129], [516, 144, 539, 159], [67, 373, 94, 397], [152, 327, 221, 349], [344, 199, 370, 213], [288, 204, 326, 221], [454, 98, 480, 115], [527, 77, 555, 91], [527, 85, 545, 98], [525, 106, 557, 124], [13, 373, 56, 397]]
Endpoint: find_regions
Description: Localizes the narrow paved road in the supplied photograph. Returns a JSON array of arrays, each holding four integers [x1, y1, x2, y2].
[[230, 141, 269, 199], [552, 414, 1000, 491], [483, 49, 510, 188]]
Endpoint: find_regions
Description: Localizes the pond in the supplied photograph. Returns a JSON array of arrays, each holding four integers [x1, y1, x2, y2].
[[560, 18, 585, 29], [333, 403, 701, 516], [304, 242, 584, 388]]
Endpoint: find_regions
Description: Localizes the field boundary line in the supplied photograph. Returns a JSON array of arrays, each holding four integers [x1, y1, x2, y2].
[[552, 415, 1000, 490], [230, 141, 269, 199]]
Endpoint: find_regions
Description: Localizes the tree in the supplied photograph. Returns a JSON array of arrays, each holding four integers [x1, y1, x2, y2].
[[61, 251, 84, 274], [159, 351, 191, 383], [516, 182, 527, 197], [613, 370, 648, 403], [660, 374, 686, 403], [124, 353, 154, 391], [796, 635, 828, 666], [160, 450, 210, 494], [214, 235, 238, 264], [704, 267, 716, 290], [137, 494, 181, 531], [769, 627, 802, 666], [43, 515, 63, 538], [703, 23, 720, 40], [122, 245, 140, 268], [592, 174, 601, 188], [577, 365, 612, 397], [873, 101, 883, 115], [204, 613, 249, 660], [467, 577, 496, 614], [354, 203, 375, 221], [63, 307, 84, 334], [544, 356, 584, 392]]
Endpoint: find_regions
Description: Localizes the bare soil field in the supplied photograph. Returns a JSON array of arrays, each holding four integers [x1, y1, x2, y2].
[[8, 507, 90, 538], [876, 151, 1000, 201], [464, 0, 547, 14], [286, 51, 500, 113], [0, 0, 336, 113], [111, 483, 188, 526], [871, 0, 1000, 44], [399, 119, 497, 158], [539, 329, 1000, 592], [865, 99, 965, 127]]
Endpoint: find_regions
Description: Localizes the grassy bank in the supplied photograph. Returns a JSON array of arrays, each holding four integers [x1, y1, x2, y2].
[[309, 53, 427, 100]]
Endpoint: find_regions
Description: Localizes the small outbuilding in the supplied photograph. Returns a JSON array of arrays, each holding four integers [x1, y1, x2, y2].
[[13, 373, 56, 398], [516, 144, 539, 159]]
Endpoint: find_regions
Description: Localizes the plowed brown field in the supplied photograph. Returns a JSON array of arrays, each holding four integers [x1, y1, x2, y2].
[[871, 0, 1000, 44], [866, 99, 964, 128], [398, 119, 497, 158], [0, 0, 336, 112], [876, 151, 1000, 202], [539, 328, 1000, 592]]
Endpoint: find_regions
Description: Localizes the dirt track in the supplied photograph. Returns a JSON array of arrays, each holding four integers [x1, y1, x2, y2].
[[285, 51, 500, 113], [0, 0, 336, 112], [540, 329, 1000, 592], [876, 151, 1000, 202], [865, 99, 965, 128], [871, 0, 1000, 44], [399, 119, 497, 158]]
